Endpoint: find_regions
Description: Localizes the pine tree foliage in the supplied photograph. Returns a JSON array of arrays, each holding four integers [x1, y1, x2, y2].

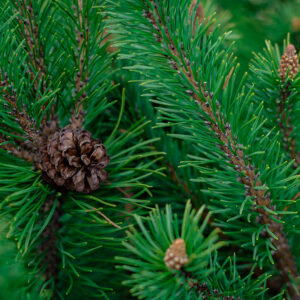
[[108, 67, 204, 211], [0, 0, 299, 299], [118, 201, 268, 300], [250, 39, 300, 168], [0, 0, 162, 298], [111, 0, 300, 298]]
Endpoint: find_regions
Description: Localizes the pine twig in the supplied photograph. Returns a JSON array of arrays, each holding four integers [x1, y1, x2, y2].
[[0, 134, 33, 162], [0, 71, 41, 149], [278, 44, 299, 168], [38, 195, 61, 293], [70, 0, 89, 128], [143, 1, 299, 296], [14, 0, 47, 100]]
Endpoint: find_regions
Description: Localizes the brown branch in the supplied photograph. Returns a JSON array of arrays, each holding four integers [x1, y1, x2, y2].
[[143, 2, 299, 296], [0, 71, 41, 150], [70, 0, 89, 128], [38, 195, 61, 294], [0, 134, 33, 162]]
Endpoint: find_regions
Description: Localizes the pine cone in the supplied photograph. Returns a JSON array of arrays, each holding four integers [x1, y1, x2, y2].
[[279, 44, 299, 81], [40, 125, 109, 193], [164, 238, 188, 270]]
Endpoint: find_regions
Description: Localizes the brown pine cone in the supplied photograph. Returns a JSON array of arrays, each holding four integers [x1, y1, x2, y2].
[[279, 44, 299, 81], [40, 125, 109, 193]]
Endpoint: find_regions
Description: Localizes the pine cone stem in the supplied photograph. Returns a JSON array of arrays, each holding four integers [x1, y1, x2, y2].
[[143, 1, 299, 295]]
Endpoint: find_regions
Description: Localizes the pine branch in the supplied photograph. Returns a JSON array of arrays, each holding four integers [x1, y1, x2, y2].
[[0, 71, 41, 149], [164, 238, 236, 299], [278, 44, 299, 168], [70, 0, 89, 128], [250, 40, 299, 173], [119, 201, 268, 299], [38, 194, 61, 293], [14, 0, 47, 103], [0, 70, 59, 165], [0, 1, 165, 297], [142, 0, 298, 295], [0, 134, 32, 162], [0, 136, 33, 162]]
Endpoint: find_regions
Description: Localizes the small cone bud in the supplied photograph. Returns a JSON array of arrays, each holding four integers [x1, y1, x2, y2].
[[279, 44, 299, 81], [164, 238, 188, 270]]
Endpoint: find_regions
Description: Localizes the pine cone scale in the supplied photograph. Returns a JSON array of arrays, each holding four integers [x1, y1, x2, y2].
[[91, 145, 105, 161], [81, 154, 91, 166]]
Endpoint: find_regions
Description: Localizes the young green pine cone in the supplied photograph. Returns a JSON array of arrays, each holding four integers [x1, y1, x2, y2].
[[164, 238, 188, 270], [40, 125, 110, 193], [279, 44, 299, 81]]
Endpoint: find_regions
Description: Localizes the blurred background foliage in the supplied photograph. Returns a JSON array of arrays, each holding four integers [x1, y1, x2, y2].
[[0, 220, 41, 300], [214, 0, 300, 72]]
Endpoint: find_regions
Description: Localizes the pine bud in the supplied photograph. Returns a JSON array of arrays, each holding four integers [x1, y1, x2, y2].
[[279, 44, 299, 81], [164, 238, 188, 270]]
